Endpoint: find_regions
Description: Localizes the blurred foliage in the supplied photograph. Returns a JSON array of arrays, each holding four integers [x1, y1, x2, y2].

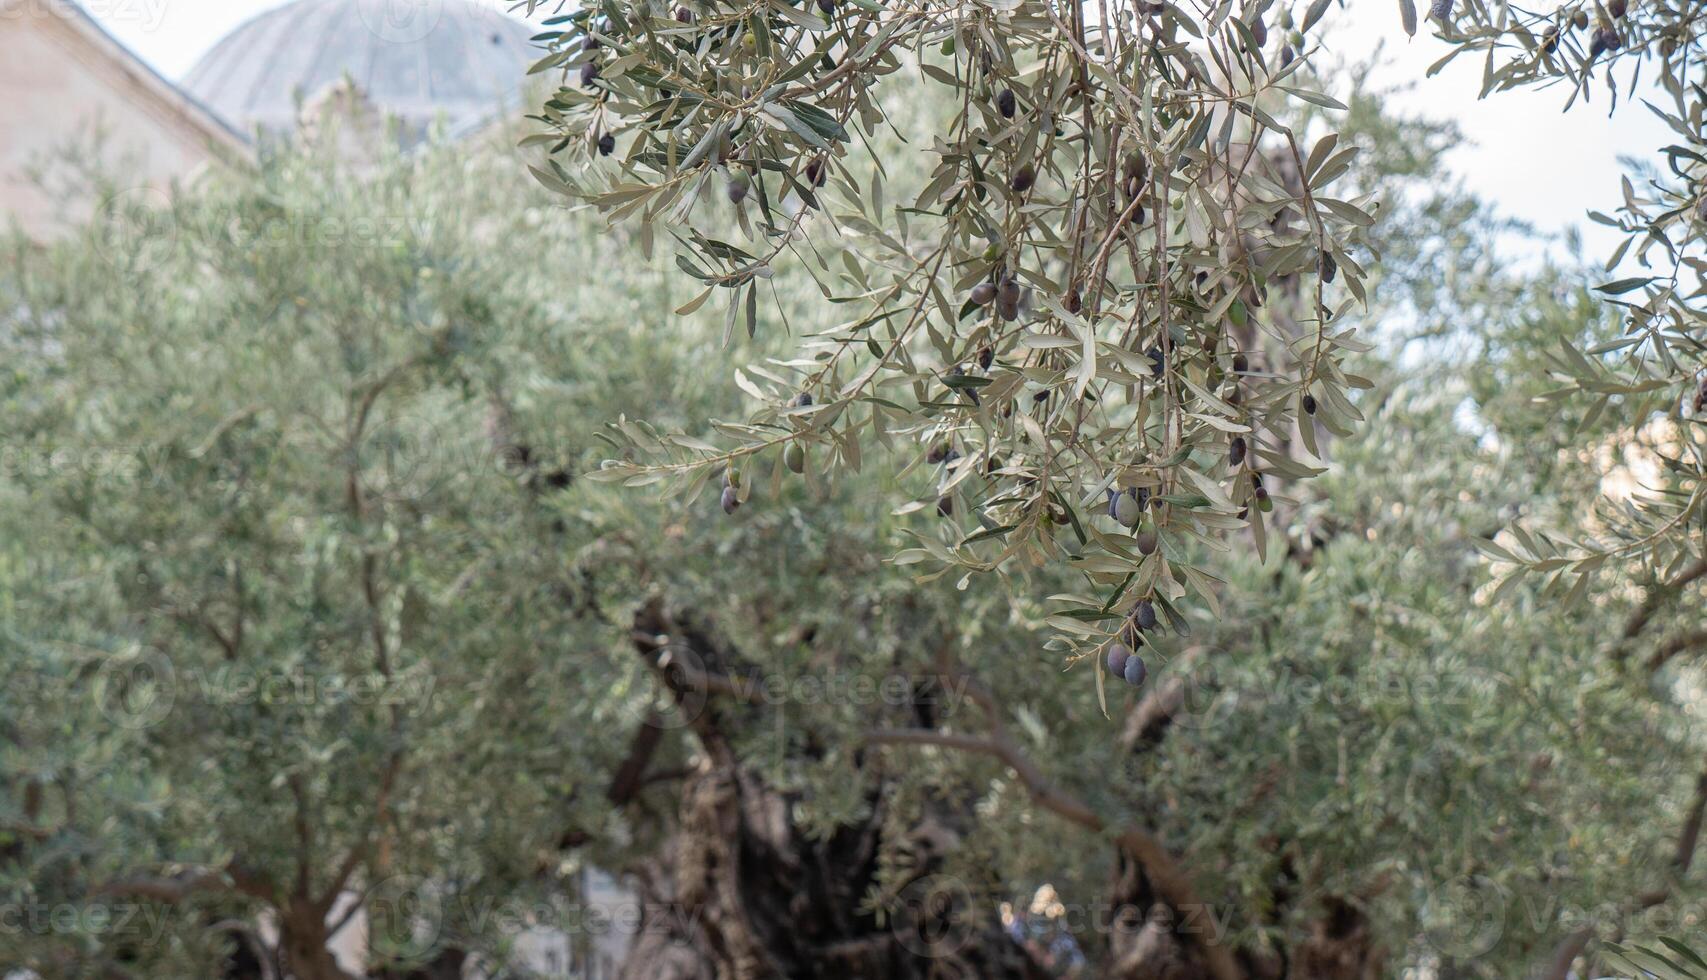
[[1434, 0, 1707, 600], [0, 62, 1699, 979]]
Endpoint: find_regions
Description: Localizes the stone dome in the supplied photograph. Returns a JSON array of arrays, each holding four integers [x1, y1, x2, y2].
[[182, 0, 537, 139]]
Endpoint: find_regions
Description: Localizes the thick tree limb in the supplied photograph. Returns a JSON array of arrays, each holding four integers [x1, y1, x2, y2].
[[92, 870, 236, 904], [864, 728, 1101, 831], [319, 747, 403, 915], [1616, 557, 1707, 661], [1645, 628, 1707, 673], [1673, 770, 1707, 874], [863, 727, 1241, 980], [639, 597, 1235, 980], [608, 711, 669, 807], [92, 861, 277, 906]]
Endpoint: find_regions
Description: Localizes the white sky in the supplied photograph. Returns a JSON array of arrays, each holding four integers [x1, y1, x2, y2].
[[84, 0, 1667, 264]]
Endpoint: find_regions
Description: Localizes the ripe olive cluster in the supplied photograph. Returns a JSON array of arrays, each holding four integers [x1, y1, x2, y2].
[[1103, 599, 1161, 689], [1536, 2, 1628, 58]]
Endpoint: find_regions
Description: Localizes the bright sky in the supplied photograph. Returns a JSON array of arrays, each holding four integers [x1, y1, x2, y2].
[[86, 0, 1667, 265]]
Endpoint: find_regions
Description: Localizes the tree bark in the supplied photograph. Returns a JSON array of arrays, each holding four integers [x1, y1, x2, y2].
[[612, 598, 1392, 980], [278, 902, 358, 980], [615, 598, 1049, 980]]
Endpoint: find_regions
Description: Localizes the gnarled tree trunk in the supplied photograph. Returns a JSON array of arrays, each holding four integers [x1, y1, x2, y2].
[[611, 599, 1048, 980]]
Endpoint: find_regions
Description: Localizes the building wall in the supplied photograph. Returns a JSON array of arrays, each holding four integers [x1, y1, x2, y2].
[[0, 0, 243, 237]]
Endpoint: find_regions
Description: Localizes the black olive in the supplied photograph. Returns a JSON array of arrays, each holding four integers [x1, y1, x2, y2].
[[1106, 644, 1131, 678], [996, 278, 1021, 322], [1132, 600, 1157, 631], [1123, 653, 1148, 687], [726, 172, 750, 203]]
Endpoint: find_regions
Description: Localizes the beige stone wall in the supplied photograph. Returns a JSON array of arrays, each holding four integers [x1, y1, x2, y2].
[[0, 0, 245, 237]]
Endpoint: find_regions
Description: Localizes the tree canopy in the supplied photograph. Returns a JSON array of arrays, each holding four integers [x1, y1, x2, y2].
[[0, 58, 1701, 977], [2, 1, 1706, 978], [522, 0, 1399, 674]]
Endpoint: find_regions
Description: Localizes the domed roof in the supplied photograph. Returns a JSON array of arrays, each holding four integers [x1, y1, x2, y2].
[[182, 0, 536, 138]]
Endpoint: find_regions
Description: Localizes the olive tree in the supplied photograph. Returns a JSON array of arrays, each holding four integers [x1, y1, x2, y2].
[[0, 135, 659, 980], [2, 63, 1699, 980], [518, 0, 1407, 678], [1421, 6, 1707, 972], [1429, 2, 1707, 642]]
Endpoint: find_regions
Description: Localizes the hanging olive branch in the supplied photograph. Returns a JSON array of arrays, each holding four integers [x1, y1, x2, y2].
[[527, 0, 1382, 680]]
